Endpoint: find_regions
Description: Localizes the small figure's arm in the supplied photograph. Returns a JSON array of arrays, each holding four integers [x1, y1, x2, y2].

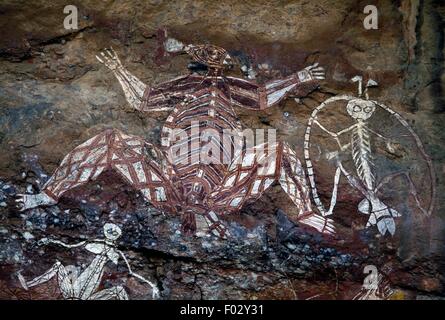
[[38, 238, 86, 248], [314, 120, 356, 151], [118, 250, 160, 299], [365, 126, 406, 155]]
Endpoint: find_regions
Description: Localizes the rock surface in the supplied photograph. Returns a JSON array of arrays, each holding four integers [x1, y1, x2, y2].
[[0, 0, 444, 299]]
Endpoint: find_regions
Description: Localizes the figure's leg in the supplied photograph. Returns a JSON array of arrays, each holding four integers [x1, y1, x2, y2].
[[336, 161, 397, 235], [18, 261, 62, 290], [16, 129, 176, 212], [18, 261, 78, 299], [16, 131, 113, 210], [103, 130, 177, 211], [205, 142, 279, 238], [88, 286, 129, 300], [210, 142, 279, 213], [208, 142, 334, 237], [58, 265, 80, 300], [279, 143, 335, 234]]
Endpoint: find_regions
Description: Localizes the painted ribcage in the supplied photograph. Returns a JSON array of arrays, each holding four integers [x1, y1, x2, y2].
[[351, 123, 375, 191], [161, 85, 243, 201]]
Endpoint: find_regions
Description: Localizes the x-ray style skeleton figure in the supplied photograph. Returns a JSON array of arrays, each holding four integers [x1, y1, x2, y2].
[[17, 223, 159, 300], [16, 37, 334, 238], [304, 76, 435, 235]]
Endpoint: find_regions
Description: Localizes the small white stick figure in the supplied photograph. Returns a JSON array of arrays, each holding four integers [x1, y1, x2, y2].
[[17, 223, 160, 300], [304, 77, 435, 236]]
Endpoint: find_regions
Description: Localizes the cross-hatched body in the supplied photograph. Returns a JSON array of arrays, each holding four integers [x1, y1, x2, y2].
[[17, 41, 334, 238]]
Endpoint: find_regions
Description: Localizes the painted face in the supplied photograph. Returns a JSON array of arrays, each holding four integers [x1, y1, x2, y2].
[[103, 223, 122, 240], [184, 44, 232, 69], [346, 98, 376, 120], [164, 38, 185, 53]]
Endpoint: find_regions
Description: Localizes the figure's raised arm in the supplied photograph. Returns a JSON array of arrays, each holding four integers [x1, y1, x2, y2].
[[262, 63, 325, 108], [97, 47, 190, 113], [38, 237, 86, 248], [96, 48, 147, 110], [229, 63, 325, 110]]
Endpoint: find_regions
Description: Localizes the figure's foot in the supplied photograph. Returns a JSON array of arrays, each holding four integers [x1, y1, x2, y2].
[[182, 210, 231, 239], [17, 272, 29, 290], [195, 211, 231, 239], [206, 211, 231, 239], [366, 213, 396, 236], [15, 192, 57, 211], [299, 213, 336, 235], [361, 199, 399, 236]]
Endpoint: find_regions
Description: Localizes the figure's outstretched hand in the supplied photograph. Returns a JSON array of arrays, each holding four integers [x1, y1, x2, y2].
[[37, 237, 51, 246], [96, 47, 123, 71], [304, 63, 325, 80], [15, 193, 56, 211]]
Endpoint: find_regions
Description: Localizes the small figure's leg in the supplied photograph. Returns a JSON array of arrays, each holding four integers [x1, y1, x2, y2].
[[88, 286, 129, 300], [353, 274, 390, 300], [337, 161, 397, 235], [16, 129, 176, 212], [57, 265, 79, 300], [18, 261, 63, 290]]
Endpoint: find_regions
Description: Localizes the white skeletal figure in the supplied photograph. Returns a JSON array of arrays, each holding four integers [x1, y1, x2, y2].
[[17, 223, 160, 300], [304, 77, 435, 236]]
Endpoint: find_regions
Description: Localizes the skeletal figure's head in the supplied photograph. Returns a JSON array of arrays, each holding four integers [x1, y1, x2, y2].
[[103, 223, 122, 241], [346, 98, 376, 121], [165, 38, 232, 70]]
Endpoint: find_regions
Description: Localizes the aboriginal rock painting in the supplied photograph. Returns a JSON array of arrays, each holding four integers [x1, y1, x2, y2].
[[304, 76, 435, 236], [16, 38, 334, 238], [17, 223, 159, 300], [4, 34, 438, 301]]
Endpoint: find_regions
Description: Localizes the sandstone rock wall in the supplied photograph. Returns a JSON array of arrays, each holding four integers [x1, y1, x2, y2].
[[0, 0, 444, 299]]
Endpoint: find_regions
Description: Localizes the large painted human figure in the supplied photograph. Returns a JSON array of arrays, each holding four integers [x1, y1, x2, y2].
[[17, 40, 334, 238]]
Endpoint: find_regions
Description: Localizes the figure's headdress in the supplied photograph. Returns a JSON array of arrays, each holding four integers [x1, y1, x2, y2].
[[165, 38, 232, 70]]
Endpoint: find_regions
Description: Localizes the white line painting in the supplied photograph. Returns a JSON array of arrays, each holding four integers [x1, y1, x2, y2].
[[17, 223, 160, 300], [304, 76, 435, 235]]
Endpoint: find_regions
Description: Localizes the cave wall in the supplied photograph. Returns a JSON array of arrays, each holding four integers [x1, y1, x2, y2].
[[0, 0, 444, 299]]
